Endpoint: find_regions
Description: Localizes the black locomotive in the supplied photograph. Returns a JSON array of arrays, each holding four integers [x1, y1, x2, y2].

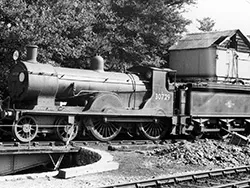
[[1, 45, 175, 142], [1, 43, 250, 142]]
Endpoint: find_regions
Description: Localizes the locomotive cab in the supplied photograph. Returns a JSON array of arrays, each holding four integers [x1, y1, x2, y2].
[[128, 66, 176, 116]]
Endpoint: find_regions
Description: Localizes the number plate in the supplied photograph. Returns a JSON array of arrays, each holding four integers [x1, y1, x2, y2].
[[155, 93, 171, 101]]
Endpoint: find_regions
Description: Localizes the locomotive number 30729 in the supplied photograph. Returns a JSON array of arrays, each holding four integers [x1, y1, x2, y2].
[[155, 93, 171, 100]]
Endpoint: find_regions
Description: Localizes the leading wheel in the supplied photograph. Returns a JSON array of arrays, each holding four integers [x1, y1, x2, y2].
[[12, 116, 38, 142], [86, 117, 122, 142], [138, 119, 167, 140], [55, 117, 79, 142]]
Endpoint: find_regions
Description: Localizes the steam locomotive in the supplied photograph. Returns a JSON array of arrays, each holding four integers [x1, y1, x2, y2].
[[1, 44, 250, 142]]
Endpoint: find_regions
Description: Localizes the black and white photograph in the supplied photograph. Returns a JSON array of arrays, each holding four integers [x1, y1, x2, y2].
[[0, 0, 250, 187]]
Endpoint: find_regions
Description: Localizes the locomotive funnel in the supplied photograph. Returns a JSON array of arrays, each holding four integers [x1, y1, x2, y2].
[[26, 45, 38, 63]]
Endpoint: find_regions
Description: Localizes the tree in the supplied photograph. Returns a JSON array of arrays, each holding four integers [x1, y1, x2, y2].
[[0, 0, 196, 98], [90, 0, 196, 69], [197, 17, 215, 32]]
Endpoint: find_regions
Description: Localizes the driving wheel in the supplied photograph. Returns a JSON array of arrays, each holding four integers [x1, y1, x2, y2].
[[138, 119, 167, 140], [86, 117, 122, 142]]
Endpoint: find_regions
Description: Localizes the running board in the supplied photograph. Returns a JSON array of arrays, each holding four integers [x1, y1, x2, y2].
[[104, 117, 157, 123]]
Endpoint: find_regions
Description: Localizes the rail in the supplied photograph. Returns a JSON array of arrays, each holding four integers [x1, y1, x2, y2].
[[100, 166, 250, 188]]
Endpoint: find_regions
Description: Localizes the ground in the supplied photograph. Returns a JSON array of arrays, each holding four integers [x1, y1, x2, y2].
[[1, 137, 250, 188]]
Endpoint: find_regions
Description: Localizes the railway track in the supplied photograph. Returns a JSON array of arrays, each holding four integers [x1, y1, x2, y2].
[[0, 139, 166, 148], [101, 166, 250, 188], [6, 136, 199, 148]]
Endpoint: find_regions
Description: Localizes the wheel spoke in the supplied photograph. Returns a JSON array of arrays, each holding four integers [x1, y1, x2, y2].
[[144, 123, 151, 133], [151, 127, 156, 137], [20, 119, 26, 125], [104, 126, 108, 137], [96, 122, 103, 132], [103, 127, 107, 137], [107, 125, 112, 136], [96, 122, 103, 133], [110, 123, 117, 134], [61, 131, 66, 137], [107, 126, 112, 137], [27, 119, 31, 124]]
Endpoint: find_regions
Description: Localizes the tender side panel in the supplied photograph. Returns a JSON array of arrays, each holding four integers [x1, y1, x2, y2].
[[186, 86, 250, 116]]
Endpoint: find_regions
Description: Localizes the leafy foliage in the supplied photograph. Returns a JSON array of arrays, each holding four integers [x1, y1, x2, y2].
[[0, 0, 196, 98], [197, 17, 215, 32]]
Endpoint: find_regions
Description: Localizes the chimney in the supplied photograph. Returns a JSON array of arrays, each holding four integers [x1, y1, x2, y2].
[[26, 45, 38, 63]]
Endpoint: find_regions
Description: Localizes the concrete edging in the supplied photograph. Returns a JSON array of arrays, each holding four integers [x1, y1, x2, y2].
[[57, 147, 119, 179]]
